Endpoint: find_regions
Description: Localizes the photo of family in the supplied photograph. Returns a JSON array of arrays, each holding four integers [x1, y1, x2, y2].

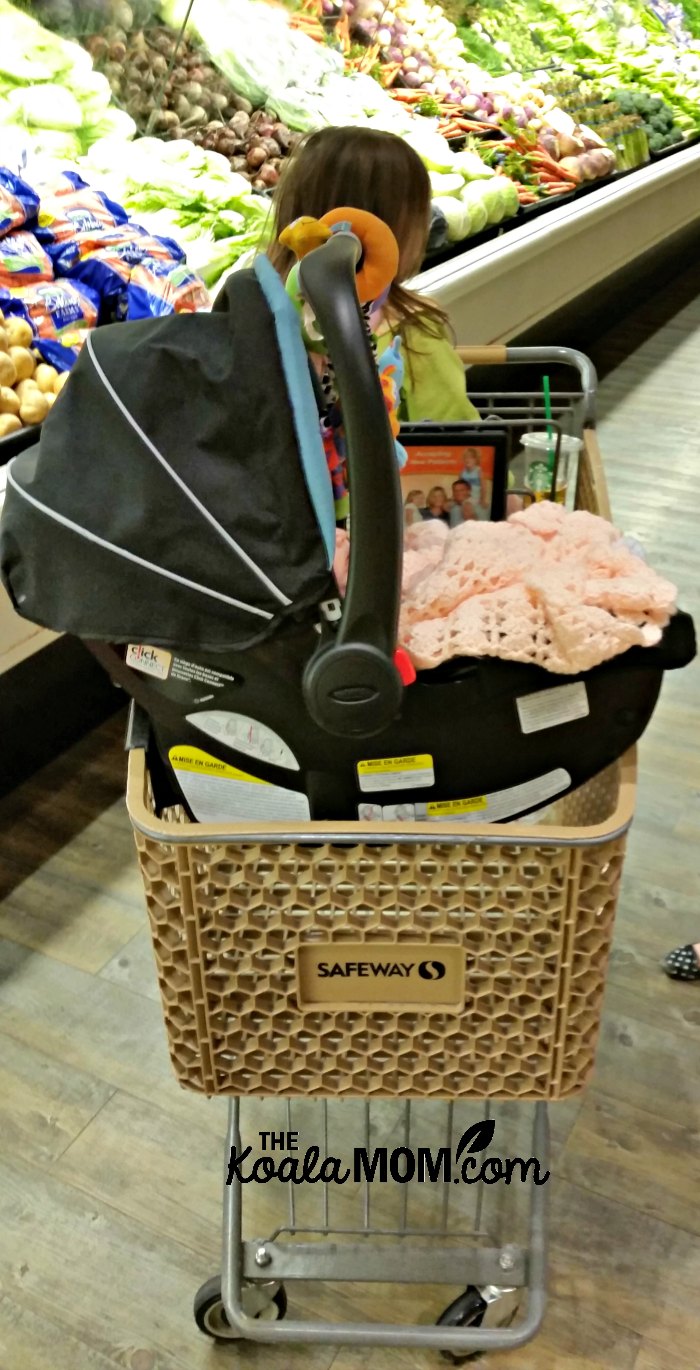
[[400, 443, 497, 529]]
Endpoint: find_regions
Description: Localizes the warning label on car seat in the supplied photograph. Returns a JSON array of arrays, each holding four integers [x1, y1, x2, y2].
[[357, 754, 435, 793], [357, 768, 571, 824], [516, 682, 589, 735], [169, 746, 309, 824]]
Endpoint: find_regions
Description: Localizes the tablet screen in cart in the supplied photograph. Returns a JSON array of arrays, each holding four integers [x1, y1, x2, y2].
[[399, 425, 508, 526]]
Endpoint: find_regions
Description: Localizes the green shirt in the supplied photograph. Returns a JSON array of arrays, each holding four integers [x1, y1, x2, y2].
[[377, 323, 479, 423]]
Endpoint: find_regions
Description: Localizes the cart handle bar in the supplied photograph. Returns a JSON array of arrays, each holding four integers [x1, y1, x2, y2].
[[299, 230, 404, 740], [457, 345, 598, 426]]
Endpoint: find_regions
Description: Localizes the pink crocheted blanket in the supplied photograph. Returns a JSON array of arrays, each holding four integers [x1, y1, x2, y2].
[[333, 502, 677, 674]]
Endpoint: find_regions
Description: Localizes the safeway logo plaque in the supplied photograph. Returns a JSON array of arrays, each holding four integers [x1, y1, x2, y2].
[[296, 943, 464, 1008]]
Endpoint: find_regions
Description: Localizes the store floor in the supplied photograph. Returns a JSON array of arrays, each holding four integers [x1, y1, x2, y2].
[[0, 273, 699, 1370]]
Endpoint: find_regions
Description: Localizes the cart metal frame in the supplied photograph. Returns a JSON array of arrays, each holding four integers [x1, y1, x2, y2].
[[127, 346, 627, 1358], [219, 1097, 549, 1353]]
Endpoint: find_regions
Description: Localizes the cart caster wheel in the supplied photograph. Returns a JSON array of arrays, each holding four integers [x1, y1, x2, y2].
[[437, 1286, 488, 1364], [194, 1274, 287, 1342], [437, 1284, 519, 1364]]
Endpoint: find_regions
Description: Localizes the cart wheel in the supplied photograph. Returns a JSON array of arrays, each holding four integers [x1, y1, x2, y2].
[[437, 1286, 488, 1364], [194, 1274, 287, 1342]]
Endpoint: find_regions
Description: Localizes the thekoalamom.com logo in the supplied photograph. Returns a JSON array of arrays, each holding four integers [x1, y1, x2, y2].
[[226, 1121, 550, 1188]]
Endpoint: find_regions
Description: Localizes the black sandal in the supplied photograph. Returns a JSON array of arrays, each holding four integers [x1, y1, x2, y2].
[[662, 944, 700, 981]]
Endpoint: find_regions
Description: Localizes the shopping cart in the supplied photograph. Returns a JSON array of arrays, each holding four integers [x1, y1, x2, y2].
[[123, 344, 644, 1359]]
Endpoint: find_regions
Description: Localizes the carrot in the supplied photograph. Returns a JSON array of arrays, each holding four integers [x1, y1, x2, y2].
[[381, 64, 402, 87], [531, 154, 578, 183]]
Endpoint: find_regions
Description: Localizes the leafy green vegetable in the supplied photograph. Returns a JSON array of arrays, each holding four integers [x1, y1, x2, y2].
[[6, 83, 83, 130]]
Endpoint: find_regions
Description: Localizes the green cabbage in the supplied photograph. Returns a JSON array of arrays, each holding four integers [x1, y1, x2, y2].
[[499, 177, 520, 218], [451, 150, 495, 180], [430, 171, 465, 197], [480, 180, 508, 225], [460, 181, 489, 233], [431, 194, 470, 242], [404, 130, 456, 173]]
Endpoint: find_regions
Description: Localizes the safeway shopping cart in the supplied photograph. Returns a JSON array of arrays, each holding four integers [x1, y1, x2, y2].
[[123, 344, 644, 1359]]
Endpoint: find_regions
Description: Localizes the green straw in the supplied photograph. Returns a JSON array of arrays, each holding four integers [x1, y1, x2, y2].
[[543, 374, 555, 472]]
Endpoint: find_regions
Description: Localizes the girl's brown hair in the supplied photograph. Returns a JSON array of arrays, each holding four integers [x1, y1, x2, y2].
[[267, 126, 449, 346]]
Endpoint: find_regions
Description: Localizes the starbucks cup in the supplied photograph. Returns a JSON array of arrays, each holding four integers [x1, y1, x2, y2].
[[520, 432, 583, 505]]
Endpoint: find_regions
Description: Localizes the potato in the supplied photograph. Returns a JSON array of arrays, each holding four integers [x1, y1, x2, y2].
[[54, 371, 70, 395], [10, 346, 35, 381], [34, 363, 58, 394], [15, 378, 39, 401], [0, 385, 20, 416], [44, 392, 56, 410], [0, 352, 16, 387], [19, 391, 49, 425], [0, 413, 21, 437], [0, 326, 9, 353], [6, 317, 34, 349]]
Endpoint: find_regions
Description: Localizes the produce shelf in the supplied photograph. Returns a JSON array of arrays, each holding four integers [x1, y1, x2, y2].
[[416, 142, 700, 343]]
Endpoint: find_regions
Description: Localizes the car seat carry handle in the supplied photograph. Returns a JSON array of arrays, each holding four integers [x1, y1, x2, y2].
[[299, 230, 404, 738]]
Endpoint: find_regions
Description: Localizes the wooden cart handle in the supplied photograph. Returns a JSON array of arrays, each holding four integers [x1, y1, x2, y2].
[[456, 345, 508, 365]]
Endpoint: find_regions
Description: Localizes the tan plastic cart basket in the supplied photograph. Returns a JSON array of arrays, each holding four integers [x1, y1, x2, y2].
[[126, 352, 635, 1106]]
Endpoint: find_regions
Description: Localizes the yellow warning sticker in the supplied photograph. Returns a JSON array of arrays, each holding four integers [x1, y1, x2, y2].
[[426, 796, 487, 818], [169, 746, 269, 785], [357, 754, 434, 793]]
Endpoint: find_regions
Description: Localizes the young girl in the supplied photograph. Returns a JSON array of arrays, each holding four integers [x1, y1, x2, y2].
[[267, 126, 479, 425]]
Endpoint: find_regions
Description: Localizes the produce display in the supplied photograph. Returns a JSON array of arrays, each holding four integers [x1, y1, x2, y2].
[[79, 135, 274, 283], [83, 19, 302, 186], [464, 0, 700, 132], [0, 312, 67, 438], [0, 0, 135, 159], [612, 84, 685, 150], [0, 0, 696, 295], [347, 0, 475, 97], [0, 158, 211, 441]]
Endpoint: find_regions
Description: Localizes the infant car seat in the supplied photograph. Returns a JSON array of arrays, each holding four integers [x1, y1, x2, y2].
[[0, 217, 695, 824]]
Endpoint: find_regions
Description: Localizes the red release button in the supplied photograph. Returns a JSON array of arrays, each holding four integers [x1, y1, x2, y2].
[[393, 648, 417, 686]]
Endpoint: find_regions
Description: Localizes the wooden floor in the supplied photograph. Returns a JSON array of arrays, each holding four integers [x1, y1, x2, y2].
[[0, 270, 699, 1370]]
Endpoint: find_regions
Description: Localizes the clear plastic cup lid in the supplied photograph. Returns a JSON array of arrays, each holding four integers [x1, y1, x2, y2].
[[521, 431, 583, 454]]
